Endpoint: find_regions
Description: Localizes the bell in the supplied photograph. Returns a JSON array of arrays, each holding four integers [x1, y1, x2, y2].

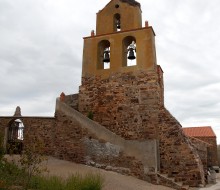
[[103, 50, 110, 63], [116, 20, 121, 29], [127, 48, 136, 60]]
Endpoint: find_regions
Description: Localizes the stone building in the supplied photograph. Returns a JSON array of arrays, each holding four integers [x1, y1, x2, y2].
[[183, 126, 218, 167], [0, 0, 218, 189]]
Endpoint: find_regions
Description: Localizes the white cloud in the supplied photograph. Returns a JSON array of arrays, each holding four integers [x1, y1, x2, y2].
[[0, 0, 220, 142]]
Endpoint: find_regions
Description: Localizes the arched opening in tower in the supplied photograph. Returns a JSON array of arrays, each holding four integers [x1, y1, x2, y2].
[[123, 36, 137, 67], [97, 40, 111, 70]]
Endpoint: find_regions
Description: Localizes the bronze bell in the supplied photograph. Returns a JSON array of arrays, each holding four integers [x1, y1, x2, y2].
[[103, 49, 110, 63], [116, 19, 121, 29], [127, 47, 136, 60]]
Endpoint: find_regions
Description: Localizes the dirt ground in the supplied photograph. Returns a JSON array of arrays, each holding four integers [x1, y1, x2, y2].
[[5, 155, 220, 190], [45, 157, 174, 190], [5, 155, 173, 190], [197, 173, 220, 190]]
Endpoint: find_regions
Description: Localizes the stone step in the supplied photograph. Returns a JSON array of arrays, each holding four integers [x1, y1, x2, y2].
[[158, 173, 189, 190], [181, 185, 189, 190]]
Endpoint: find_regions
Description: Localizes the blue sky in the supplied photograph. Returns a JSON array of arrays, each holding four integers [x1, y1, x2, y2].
[[1, 0, 220, 142]]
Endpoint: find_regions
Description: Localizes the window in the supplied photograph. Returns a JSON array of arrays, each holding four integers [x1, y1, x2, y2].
[[114, 13, 121, 32]]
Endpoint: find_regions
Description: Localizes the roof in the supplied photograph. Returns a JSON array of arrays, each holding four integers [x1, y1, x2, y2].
[[119, 0, 141, 7], [183, 126, 216, 138]]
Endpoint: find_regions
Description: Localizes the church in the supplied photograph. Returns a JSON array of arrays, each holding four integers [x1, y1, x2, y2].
[[0, 0, 218, 189]]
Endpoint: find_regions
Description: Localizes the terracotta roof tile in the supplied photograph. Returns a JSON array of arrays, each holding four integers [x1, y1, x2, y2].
[[183, 126, 216, 137]]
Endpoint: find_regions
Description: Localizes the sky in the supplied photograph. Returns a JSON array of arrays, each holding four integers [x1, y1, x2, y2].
[[1, 0, 220, 142]]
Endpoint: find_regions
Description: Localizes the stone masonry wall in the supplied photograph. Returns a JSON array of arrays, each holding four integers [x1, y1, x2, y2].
[[0, 110, 149, 181], [78, 68, 205, 187], [0, 117, 55, 155], [196, 137, 218, 167], [189, 137, 209, 177], [159, 109, 205, 186], [78, 69, 163, 140], [63, 94, 79, 110], [55, 100, 159, 178]]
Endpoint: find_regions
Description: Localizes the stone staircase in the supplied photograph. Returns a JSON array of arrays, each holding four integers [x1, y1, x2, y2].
[[56, 97, 192, 190], [157, 173, 190, 190]]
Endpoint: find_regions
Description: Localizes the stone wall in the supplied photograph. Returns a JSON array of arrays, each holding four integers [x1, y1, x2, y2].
[[158, 108, 205, 186], [0, 117, 55, 154], [78, 69, 163, 140], [189, 136, 209, 176], [196, 137, 218, 166], [55, 99, 159, 173], [78, 68, 205, 187], [0, 63, 208, 187], [62, 94, 79, 110], [0, 100, 159, 181]]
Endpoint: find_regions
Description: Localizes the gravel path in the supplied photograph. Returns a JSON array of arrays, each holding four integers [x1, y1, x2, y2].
[[45, 157, 174, 190], [197, 173, 220, 190]]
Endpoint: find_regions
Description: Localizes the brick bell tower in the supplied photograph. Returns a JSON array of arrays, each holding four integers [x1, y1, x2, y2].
[[78, 0, 164, 140]]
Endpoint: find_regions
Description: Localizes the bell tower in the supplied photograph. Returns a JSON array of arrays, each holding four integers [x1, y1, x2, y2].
[[79, 0, 164, 140], [81, 0, 158, 79]]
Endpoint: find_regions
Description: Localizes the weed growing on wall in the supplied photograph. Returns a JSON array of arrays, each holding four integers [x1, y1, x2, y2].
[[87, 111, 94, 120]]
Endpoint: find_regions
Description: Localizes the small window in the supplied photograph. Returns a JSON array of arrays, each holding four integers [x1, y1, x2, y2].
[[114, 13, 121, 32], [115, 4, 119, 8]]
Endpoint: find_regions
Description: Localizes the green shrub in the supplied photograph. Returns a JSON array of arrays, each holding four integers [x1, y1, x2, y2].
[[87, 111, 94, 120], [65, 173, 103, 190], [29, 173, 104, 190], [0, 160, 25, 188], [30, 175, 63, 190]]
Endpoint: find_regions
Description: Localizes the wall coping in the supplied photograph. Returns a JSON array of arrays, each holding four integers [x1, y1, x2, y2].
[[0, 116, 55, 119]]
